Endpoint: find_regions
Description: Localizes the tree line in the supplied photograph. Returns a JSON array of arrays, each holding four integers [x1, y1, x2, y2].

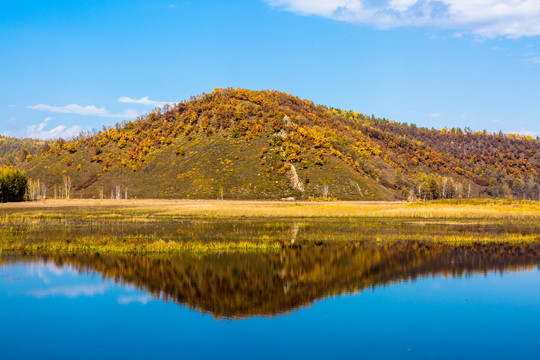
[[403, 171, 540, 201]]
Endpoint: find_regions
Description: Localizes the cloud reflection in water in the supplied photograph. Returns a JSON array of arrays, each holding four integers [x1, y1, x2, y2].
[[27, 284, 108, 298]]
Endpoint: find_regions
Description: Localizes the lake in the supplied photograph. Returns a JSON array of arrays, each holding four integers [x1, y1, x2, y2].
[[2, 228, 540, 359]]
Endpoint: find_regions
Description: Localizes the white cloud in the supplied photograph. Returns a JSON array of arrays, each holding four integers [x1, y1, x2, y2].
[[28, 103, 138, 119], [389, 0, 418, 12], [27, 117, 82, 140], [6, 117, 17, 126], [429, 112, 440, 117], [525, 56, 540, 63], [118, 96, 172, 107], [511, 128, 539, 137], [265, 0, 540, 37]]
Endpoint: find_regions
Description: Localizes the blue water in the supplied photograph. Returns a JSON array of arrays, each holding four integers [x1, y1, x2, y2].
[[1, 259, 539, 359]]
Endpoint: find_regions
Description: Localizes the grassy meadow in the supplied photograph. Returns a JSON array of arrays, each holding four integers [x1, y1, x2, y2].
[[1, 198, 539, 220], [0, 199, 538, 255]]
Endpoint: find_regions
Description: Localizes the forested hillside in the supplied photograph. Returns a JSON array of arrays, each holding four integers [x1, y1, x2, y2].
[[0, 136, 49, 164], [2, 88, 539, 200]]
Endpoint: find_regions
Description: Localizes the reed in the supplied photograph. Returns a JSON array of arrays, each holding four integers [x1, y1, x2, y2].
[[0, 237, 280, 255], [1, 199, 538, 221]]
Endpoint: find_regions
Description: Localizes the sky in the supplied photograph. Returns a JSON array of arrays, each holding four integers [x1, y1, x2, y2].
[[1, 0, 540, 139]]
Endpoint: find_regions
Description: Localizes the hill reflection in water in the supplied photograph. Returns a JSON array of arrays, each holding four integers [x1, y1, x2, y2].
[[5, 240, 540, 319]]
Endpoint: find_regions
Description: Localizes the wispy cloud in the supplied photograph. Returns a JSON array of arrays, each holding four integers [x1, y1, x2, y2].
[[28, 284, 108, 298], [512, 128, 539, 137], [429, 112, 440, 117], [28, 103, 138, 119], [5, 117, 17, 126], [118, 96, 172, 107], [27, 117, 81, 140], [118, 294, 154, 305], [265, 0, 540, 37], [525, 56, 540, 64]]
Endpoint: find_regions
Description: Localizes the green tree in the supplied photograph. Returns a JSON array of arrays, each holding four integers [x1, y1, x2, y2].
[[428, 177, 439, 200], [0, 167, 28, 202]]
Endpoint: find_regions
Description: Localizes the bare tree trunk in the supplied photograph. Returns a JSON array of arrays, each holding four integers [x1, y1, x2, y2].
[[442, 177, 448, 198], [322, 184, 329, 199], [41, 183, 47, 200], [63, 176, 71, 199]]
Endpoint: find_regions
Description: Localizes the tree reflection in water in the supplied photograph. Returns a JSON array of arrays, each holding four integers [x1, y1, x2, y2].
[[4, 240, 540, 319]]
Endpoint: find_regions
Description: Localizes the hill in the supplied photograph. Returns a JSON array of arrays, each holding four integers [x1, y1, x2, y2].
[[3, 88, 539, 200]]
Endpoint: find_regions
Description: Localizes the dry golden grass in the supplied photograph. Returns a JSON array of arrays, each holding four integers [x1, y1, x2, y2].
[[0, 199, 538, 255], [1, 198, 537, 220]]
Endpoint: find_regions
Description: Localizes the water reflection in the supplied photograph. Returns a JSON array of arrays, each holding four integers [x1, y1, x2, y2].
[[28, 284, 108, 298], [117, 294, 153, 305], [4, 218, 538, 246], [3, 240, 540, 318]]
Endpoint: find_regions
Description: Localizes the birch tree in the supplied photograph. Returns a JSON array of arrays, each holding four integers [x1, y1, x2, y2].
[[63, 176, 71, 199]]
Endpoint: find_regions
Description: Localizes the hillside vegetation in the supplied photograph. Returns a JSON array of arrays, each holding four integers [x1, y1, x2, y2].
[[2, 88, 539, 200]]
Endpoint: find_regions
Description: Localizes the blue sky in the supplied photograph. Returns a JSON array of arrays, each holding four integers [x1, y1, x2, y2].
[[1, 0, 540, 139]]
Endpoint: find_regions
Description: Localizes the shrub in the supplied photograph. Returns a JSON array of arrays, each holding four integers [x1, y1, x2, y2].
[[0, 168, 28, 202]]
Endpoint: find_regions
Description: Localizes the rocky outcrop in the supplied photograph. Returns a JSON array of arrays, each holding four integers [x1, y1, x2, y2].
[[287, 164, 304, 192]]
